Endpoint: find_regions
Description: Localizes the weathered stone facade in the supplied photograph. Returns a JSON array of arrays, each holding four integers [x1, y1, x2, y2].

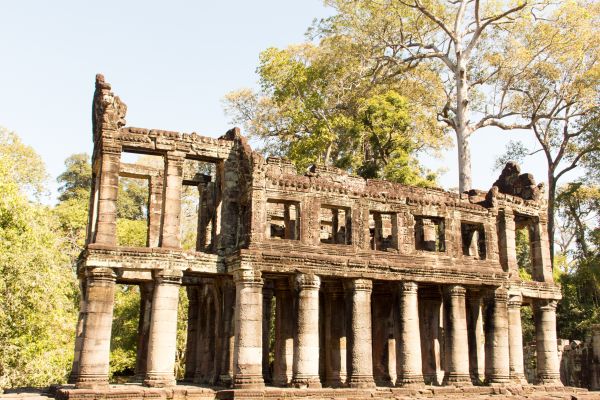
[[64, 75, 569, 399]]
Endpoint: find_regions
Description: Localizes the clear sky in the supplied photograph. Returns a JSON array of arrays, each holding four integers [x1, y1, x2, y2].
[[0, 0, 579, 202]]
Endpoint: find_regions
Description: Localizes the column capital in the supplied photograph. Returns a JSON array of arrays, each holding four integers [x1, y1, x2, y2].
[[153, 269, 182, 285], [344, 278, 372, 293], [100, 142, 122, 156], [492, 287, 509, 303], [233, 269, 263, 286], [296, 273, 321, 290], [398, 281, 418, 293], [165, 151, 185, 164], [507, 294, 523, 309], [86, 267, 116, 283], [534, 298, 558, 312], [444, 284, 466, 297]]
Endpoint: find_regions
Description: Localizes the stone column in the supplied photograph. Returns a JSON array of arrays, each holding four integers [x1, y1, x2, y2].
[[184, 286, 199, 382], [148, 174, 163, 248], [262, 282, 274, 383], [134, 282, 154, 382], [323, 283, 347, 387], [533, 299, 562, 385], [396, 281, 423, 387], [467, 290, 485, 384], [218, 280, 236, 386], [292, 273, 322, 388], [507, 295, 526, 383], [76, 268, 116, 389], [346, 278, 375, 388], [232, 269, 264, 389], [94, 145, 121, 245], [68, 280, 87, 384], [273, 279, 294, 387], [144, 270, 182, 387], [443, 285, 472, 386], [160, 153, 184, 248], [485, 288, 510, 384]]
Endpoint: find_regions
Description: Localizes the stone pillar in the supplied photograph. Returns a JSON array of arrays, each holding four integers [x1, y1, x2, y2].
[[396, 281, 423, 386], [485, 288, 510, 384], [443, 285, 471, 386], [219, 280, 236, 386], [262, 282, 274, 383], [498, 209, 518, 277], [292, 273, 322, 388], [533, 299, 562, 385], [467, 290, 485, 384], [372, 291, 393, 387], [147, 174, 163, 248], [531, 217, 554, 283], [346, 278, 375, 388], [160, 153, 184, 248], [94, 145, 120, 245], [68, 280, 87, 384], [134, 282, 154, 382], [507, 295, 526, 383], [323, 283, 347, 387], [232, 269, 264, 389], [76, 268, 116, 389], [273, 279, 294, 387], [184, 286, 199, 381], [419, 289, 443, 385], [144, 270, 182, 387]]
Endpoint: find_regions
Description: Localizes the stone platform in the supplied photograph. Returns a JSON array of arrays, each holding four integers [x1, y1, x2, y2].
[[45, 385, 599, 400]]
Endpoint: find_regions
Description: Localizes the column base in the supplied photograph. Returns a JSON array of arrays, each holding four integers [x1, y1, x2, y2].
[[486, 374, 510, 385], [396, 373, 424, 387], [510, 373, 528, 385], [218, 374, 233, 387], [233, 374, 265, 389], [75, 375, 109, 389], [291, 376, 322, 388], [443, 372, 472, 386], [536, 374, 563, 386], [144, 373, 176, 388], [348, 375, 376, 389]]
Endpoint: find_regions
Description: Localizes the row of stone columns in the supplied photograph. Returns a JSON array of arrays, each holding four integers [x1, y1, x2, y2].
[[72, 267, 562, 389]]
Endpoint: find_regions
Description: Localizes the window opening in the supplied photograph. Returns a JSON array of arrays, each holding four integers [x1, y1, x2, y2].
[[320, 206, 352, 245], [266, 200, 300, 240], [461, 222, 486, 259], [414, 216, 445, 252], [369, 212, 397, 251]]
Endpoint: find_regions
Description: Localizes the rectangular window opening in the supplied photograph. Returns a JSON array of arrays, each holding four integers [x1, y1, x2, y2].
[[369, 212, 397, 251], [414, 216, 445, 252], [461, 222, 486, 259], [320, 205, 352, 245], [266, 200, 300, 240], [182, 159, 218, 251]]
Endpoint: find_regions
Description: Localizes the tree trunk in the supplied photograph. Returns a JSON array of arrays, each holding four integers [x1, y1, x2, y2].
[[455, 59, 472, 193], [547, 171, 556, 268]]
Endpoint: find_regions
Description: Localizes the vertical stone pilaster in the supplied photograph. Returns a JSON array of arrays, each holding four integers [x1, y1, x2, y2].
[[76, 268, 116, 389], [531, 218, 554, 283], [232, 269, 265, 389], [148, 174, 163, 248], [273, 279, 294, 387], [323, 283, 347, 387], [467, 290, 485, 384], [160, 153, 184, 249], [292, 273, 322, 388], [396, 281, 423, 387], [144, 270, 182, 387], [507, 295, 527, 383], [94, 145, 121, 245], [184, 286, 199, 381], [498, 209, 518, 277], [533, 299, 562, 385], [262, 282, 274, 383], [346, 278, 375, 389], [443, 285, 472, 386], [219, 279, 236, 386], [485, 288, 510, 384], [134, 282, 154, 382], [68, 280, 88, 384]]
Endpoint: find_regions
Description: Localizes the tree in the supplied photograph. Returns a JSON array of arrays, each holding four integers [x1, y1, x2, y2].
[[224, 38, 446, 185], [319, 0, 548, 192], [494, 0, 600, 260], [57, 153, 92, 202], [0, 131, 78, 390]]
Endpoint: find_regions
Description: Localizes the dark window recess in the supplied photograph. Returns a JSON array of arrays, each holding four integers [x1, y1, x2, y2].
[[320, 206, 352, 245], [266, 200, 300, 240], [461, 223, 486, 259], [415, 217, 445, 252], [369, 212, 397, 251]]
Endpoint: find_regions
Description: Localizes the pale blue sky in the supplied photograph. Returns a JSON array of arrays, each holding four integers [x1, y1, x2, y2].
[[0, 0, 577, 201]]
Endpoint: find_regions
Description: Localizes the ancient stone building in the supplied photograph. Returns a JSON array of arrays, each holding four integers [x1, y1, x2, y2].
[[66, 75, 565, 398]]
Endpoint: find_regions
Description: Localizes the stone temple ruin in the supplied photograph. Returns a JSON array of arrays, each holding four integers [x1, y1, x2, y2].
[[62, 75, 570, 399]]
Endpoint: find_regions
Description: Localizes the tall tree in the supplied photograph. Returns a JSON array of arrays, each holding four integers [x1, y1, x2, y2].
[[224, 38, 447, 185], [320, 0, 547, 192], [494, 0, 600, 259]]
